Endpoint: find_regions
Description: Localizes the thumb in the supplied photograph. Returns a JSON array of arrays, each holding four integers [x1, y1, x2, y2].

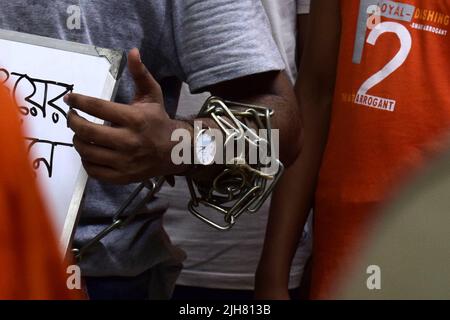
[[128, 48, 163, 103]]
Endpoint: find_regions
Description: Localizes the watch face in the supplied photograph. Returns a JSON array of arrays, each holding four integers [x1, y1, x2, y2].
[[195, 129, 216, 165]]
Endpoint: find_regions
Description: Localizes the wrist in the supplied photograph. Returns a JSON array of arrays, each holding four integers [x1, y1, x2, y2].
[[171, 117, 224, 177], [254, 269, 290, 300], [256, 259, 291, 287], [166, 118, 194, 175]]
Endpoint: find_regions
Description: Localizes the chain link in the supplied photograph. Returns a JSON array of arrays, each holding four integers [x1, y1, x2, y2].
[[186, 97, 283, 230], [72, 177, 166, 261], [72, 96, 282, 258]]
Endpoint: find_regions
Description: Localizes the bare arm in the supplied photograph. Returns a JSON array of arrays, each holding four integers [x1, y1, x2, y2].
[[66, 50, 302, 184], [255, 0, 341, 299], [296, 12, 310, 67], [206, 70, 302, 168]]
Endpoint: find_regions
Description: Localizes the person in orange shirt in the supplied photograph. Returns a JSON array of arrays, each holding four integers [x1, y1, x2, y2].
[[0, 85, 81, 299], [256, 0, 450, 299]]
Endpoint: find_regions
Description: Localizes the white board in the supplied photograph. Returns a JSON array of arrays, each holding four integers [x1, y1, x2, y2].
[[0, 29, 125, 255]]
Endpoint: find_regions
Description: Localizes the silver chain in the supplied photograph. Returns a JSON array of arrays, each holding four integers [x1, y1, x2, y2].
[[186, 97, 283, 230], [72, 176, 166, 261], [72, 97, 282, 259]]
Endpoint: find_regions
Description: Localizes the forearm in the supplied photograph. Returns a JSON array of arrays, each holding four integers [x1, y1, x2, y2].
[[248, 92, 302, 168], [68, 51, 301, 185], [256, 91, 332, 292], [296, 14, 310, 67], [167, 71, 301, 181], [206, 71, 302, 168]]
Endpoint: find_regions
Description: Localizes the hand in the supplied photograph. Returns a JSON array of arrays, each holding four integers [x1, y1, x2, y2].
[[254, 278, 291, 300], [66, 48, 190, 184]]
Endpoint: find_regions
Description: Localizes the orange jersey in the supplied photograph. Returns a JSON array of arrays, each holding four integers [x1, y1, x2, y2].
[[0, 86, 81, 299], [312, 0, 450, 298]]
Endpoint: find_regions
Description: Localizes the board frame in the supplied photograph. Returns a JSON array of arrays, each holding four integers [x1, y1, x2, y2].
[[0, 28, 126, 255]]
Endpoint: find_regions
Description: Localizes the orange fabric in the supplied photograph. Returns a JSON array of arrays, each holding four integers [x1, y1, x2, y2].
[[312, 0, 450, 298], [0, 86, 82, 300]]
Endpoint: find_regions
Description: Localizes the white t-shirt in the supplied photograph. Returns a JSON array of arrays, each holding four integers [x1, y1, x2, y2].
[[160, 0, 312, 290]]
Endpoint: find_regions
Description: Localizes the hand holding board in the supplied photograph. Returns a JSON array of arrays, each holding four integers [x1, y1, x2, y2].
[[0, 29, 125, 254]]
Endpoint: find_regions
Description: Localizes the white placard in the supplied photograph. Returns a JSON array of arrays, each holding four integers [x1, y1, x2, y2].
[[0, 29, 124, 254]]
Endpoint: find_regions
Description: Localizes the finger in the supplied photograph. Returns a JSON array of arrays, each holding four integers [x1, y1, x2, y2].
[[65, 93, 133, 126], [68, 109, 132, 150], [73, 135, 124, 168], [82, 160, 128, 185], [128, 48, 163, 103]]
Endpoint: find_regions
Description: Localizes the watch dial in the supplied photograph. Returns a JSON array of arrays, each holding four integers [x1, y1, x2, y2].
[[195, 130, 216, 165]]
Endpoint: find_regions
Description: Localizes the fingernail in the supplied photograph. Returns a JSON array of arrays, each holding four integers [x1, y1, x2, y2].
[[136, 49, 142, 63], [64, 94, 69, 103]]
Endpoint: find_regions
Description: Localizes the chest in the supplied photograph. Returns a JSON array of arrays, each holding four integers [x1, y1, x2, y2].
[[0, 1, 165, 48]]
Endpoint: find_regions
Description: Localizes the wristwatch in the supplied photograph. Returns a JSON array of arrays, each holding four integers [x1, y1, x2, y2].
[[194, 128, 217, 166]]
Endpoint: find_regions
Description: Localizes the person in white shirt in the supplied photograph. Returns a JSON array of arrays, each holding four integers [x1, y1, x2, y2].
[[159, 0, 312, 300]]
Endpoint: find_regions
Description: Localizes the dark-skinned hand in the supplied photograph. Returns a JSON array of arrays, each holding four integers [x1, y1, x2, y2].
[[66, 48, 190, 184]]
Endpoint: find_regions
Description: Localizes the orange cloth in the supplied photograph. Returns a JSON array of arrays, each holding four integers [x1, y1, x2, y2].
[[0, 86, 82, 299], [312, 0, 450, 298]]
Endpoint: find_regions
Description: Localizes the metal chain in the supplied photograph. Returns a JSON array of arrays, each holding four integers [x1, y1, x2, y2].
[[72, 176, 166, 261], [72, 96, 282, 258], [186, 97, 284, 230]]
